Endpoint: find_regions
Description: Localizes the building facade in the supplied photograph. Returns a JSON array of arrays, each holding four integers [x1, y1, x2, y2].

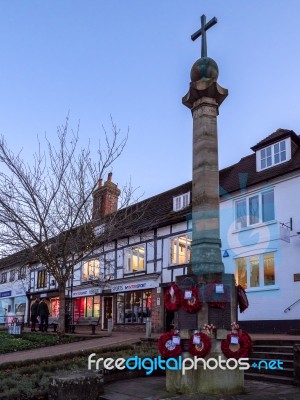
[[0, 129, 299, 334]]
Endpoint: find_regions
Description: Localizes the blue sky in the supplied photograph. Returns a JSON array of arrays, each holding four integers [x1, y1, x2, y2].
[[0, 1, 299, 199]]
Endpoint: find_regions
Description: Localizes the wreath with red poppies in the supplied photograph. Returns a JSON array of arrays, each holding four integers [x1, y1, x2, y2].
[[204, 283, 229, 309], [164, 284, 182, 312], [188, 332, 212, 357], [221, 330, 252, 359], [182, 288, 202, 313], [158, 331, 183, 358]]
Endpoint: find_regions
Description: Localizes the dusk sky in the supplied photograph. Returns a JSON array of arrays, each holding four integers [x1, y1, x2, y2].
[[0, 1, 299, 199]]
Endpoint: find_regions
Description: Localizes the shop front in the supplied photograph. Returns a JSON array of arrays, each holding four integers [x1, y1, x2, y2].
[[111, 277, 159, 332], [28, 291, 61, 322], [71, 287, 102, 325], [0, 289, 27, 324]]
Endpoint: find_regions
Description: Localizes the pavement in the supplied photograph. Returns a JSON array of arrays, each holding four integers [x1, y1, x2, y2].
[[0, 330, 300, 399], [103, 376, 300, 400]]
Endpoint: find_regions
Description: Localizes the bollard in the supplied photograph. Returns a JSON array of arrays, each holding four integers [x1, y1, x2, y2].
[[146, 317, 152, 338], [107, 318, 112, 336]]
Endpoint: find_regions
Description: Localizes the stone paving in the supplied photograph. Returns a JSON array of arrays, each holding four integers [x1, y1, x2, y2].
[[103, 376, 300, 400], [0, 330, 143, 365]]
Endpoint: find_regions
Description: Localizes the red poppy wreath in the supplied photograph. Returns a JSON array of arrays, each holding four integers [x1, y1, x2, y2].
[[221, 331, 252, 359], [188, 332, 211, 358], [158, 331, 182, 358], [204, 283, 229, 309], [164, 284, 182, 312], [182, 288, 202, 313]]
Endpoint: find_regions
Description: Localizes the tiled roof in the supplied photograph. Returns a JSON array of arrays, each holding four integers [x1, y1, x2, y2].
[[251, 129, 300, 151], [221, 130, 300, 194], [119, 129, 300, 233]]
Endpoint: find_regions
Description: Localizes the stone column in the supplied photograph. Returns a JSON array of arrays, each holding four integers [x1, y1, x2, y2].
[[183, 73, 228, 329], [191, 94, 224, 276]]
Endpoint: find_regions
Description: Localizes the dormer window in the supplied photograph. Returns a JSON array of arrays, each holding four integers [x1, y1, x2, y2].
[[173, 192, 190, 211], [257, 138, 291, 171]]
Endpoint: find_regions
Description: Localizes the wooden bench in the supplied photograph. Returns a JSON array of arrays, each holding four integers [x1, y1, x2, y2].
[[69, 317, 101, 334], [48, 317, 59, 332]]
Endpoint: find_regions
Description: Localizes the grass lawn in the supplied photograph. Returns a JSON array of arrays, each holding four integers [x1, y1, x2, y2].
[[0, 342, 159, 400], [0, 330, 88, 354]]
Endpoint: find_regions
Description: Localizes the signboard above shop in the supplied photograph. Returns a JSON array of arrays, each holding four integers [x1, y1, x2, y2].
[[71, 288, 102, 298], [0, 291, 12, 298], [111, 280, 157, 293]]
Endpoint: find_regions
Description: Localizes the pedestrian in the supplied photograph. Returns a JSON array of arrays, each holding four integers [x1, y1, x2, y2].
[[30, 299, 39, 332], [38, 299, 50, 332]]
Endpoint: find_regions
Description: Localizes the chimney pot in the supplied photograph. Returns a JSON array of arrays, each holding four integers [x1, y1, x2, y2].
[[108, 172, 112, 181], [98, 179, 103, 188]]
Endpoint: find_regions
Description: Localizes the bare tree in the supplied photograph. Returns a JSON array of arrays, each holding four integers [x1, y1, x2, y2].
[[0, 116, 139, 335]]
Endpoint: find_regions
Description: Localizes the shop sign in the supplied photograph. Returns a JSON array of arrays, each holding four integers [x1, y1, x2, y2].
[[0, 291, 12, 298], [111, 280, 156, 293], [15, 289, 26, 296], [72, 288, 102, 298]]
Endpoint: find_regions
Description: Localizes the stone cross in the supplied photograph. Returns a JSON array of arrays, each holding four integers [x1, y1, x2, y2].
[[191, 14, 217, 58]]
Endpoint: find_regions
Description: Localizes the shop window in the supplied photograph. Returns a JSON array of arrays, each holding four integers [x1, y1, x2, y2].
[[170, 234, 191, 265], [94, 296, 101, 318], [50, 298, 60, 318], [1, 272, 7, 283], [73, 297, 85, 321], [116, 290, 151, 324], [37, 270, 47, 288], [82, 259, 100, 281], [72, 295, 100, 321], [235, 189, 275, 229], [235, 253, 275, 290], [125, 246, 145, 273]]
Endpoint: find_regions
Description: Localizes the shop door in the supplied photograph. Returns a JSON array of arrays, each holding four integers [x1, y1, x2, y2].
[[103, 297, 113, 329]]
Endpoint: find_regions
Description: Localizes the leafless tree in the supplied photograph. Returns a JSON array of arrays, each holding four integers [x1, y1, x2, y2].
[[0, 116, 141, 335]]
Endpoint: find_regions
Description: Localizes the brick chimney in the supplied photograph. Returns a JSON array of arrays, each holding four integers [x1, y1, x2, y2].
[[92, 173, 121, 221]]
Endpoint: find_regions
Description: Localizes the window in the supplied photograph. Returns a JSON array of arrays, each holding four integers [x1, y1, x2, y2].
[[1, 272, 7, 283], [125, 246, 145, 273], [18, 266, 26, 280], [235, 253, 275, 289], [173, 192, 190, 211], [94, 224, 105, 236], [37, 270, 47, 288], [82, 259, 100, 281], [116, 290, 152, 324], [9, 270, 15, 282], [258, 139, 290, 171], [235, 189, 275, 229], [170, 234, 191, 265]]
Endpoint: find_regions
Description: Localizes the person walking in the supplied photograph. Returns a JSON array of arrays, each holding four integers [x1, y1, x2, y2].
[[30, 299, 39, 332], [38, 299, 50, 332]]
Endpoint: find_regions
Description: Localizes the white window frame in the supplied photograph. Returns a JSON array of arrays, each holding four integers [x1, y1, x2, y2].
[[173, 192, 190, 211], [82, 259, 100, 281], [235, 189, 275, 230], [170, 234, 191, 265], [1, 272, 7, 283], [124, 245, 146, 273], [37, 270, 48, 288], [235, 252, 276, 290], [256, 138, 291, 172]]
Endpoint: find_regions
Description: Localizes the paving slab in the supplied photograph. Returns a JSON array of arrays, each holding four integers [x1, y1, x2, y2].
[[103, 376, 300, 400]]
